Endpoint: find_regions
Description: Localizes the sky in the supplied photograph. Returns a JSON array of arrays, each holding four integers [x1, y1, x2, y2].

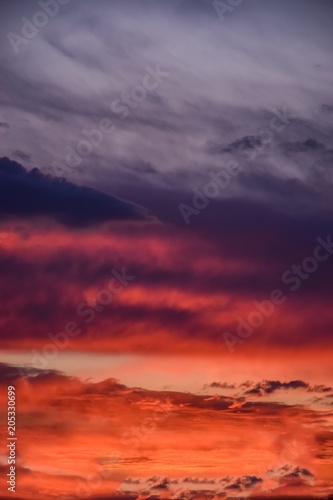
[[0, 0, 333, 499]]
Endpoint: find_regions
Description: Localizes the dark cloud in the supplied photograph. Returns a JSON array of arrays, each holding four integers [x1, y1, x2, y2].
[[267, 464, 314, 483], [241, 380, 308, 396], [236, 170, 317, 203], [321, 104, 333, 114], [204, 379, 332, 399], [1, 200, 333, 350], [203, 382, 236, 390], [208, 135, 263, 155], [225, 475, 262, 491], [0, 121, 9, 133], [283, 138, 326, 153], [0, 361, 62, 383], [307, 384, 332, 393], [0, 157, 149, 227], [13, 150, 31, 162], [122, 160, 158, 175]]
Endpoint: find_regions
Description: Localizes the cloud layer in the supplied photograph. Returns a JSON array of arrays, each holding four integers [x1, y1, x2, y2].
[[0, 363, 332, 499]]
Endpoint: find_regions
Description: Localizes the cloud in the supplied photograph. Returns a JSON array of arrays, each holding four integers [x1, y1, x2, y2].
[[0, 361, 62, 383], [1, 206, 333, 353], [243, 380, 333, 397], [203, 382, 236, 390], [224, 475, 263, 492], [0, 157, 149, 226], [0, 2, 332, 499], [307, 384, 332, 393], [267, 464, 314, 484], [203, 379, 333, 400], [207, 135, 263, 155], [120, 474, 263, 497], [13, 149, 31, 162], [1, 0, 333, 215], [0, 121, 9, 133], [0, 363, 330, 498], [242, 379, 309, 396], [283, 138, 326, 153]]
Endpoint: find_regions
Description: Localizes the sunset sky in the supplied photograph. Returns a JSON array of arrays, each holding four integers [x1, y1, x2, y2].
[[0, 0, 333, 499]]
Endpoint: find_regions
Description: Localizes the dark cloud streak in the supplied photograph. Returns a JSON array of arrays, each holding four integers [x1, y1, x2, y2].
[[0, 157, 149, 227]]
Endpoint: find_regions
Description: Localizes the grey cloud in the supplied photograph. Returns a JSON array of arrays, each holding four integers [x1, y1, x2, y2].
[[122, 160, 158, 175], [1, 0, 333, 223], [1, 0, 332, 197]]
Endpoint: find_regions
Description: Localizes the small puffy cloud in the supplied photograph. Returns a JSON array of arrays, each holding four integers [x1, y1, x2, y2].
[[203, 382, 236, 390], [267, 464, 314, 485], [120, 474, 263, 497]]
